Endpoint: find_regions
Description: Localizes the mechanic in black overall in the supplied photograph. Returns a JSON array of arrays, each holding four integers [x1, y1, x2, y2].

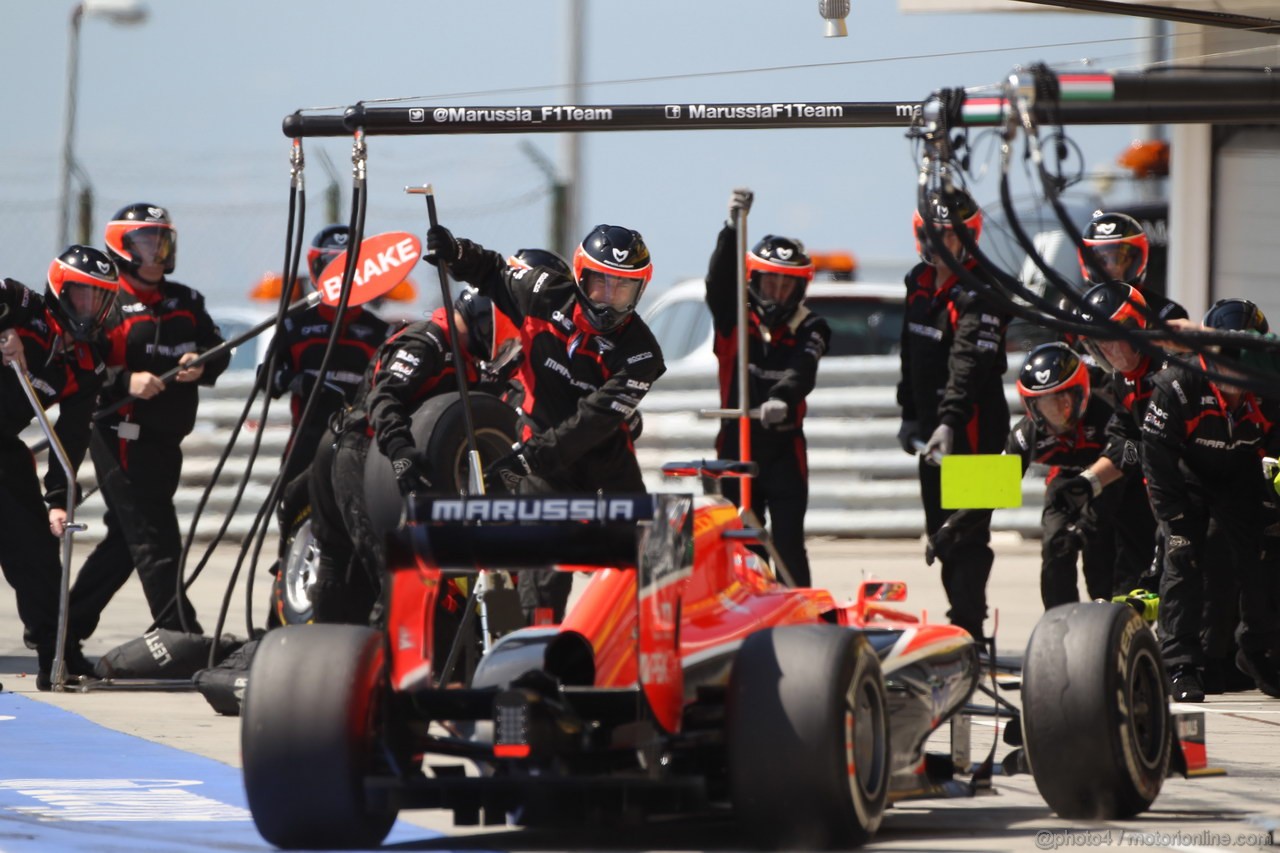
[[0, 247, 118, 688], [929, 342, 1119, 609], [66, 203, 229, 647], [1063, 283, 1168, 598], [896, 188, 1009, 642], [1141, 298, 1280, 702], [307, 288, 513, 624], [268, 225, 391, 558], [427, 222, 665, 624], [704, 188, 829, 588]]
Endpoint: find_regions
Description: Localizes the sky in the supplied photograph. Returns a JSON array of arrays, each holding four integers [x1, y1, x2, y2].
[[1, 1, 1170, 314]]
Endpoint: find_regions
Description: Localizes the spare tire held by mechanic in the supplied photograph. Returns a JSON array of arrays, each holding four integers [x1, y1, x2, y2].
[[307, 289, 516, 625]]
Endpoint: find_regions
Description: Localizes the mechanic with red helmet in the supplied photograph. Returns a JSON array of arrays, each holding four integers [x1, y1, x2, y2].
[[1141, 298, 1280, 702], [896, 188, 1009, 641], [427, 223, 665, 623], [267, 225, 392, 554], [1065, 282, 1166, 599], [930, 343, 1118, 608], [1079, 210, 1187, 324], [703, 188, 830, 588], [307, 288, 515, 623], [66, 203, 230, 647], [0, 246, 118, 688]]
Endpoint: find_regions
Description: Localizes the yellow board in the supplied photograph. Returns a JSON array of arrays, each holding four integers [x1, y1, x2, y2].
[[940, 454, 1023, 509]]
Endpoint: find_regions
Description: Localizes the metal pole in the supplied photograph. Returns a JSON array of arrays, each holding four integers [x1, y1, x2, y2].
[[561, 0, 585, 257], [734, 207, 752, 510], [57, 5, 84, 252], [11, 362, 86, 692]]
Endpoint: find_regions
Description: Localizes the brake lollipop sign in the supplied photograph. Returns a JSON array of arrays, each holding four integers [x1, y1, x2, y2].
[[317, 231, 421, 307]]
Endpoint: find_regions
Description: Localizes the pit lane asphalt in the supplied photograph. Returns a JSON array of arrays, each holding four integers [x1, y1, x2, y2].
[[2, 536, 1278, 853]]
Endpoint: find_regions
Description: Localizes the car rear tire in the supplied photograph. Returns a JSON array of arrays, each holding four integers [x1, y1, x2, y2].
[[727, 625, 889, 849], [1023, 602, 1170, 819], [242, 625, 399, 849], [363, 391, 519, 536]]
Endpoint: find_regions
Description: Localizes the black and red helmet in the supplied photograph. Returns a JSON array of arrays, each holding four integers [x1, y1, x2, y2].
[[1016, 342, 1090, 435], [103, 203, 176, 282], [571, 225, 653, 333], [46, 245, 119, 341], [1203, 297, 1270, 362], [912, 188, 983, 263], [745, 234, 815, 327], [507, 247, 571, 278], [1076, 281, 1149, 373], [1079, 210, 1148, 287], [307, 224, 351, 284]]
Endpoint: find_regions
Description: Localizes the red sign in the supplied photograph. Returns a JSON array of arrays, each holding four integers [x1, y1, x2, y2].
[[317, 231, 421, 307]]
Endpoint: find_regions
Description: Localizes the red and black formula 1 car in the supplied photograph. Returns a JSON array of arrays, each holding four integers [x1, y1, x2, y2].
[[241, 461, 1194, 850]]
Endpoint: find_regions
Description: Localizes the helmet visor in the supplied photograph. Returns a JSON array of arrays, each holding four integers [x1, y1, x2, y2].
[[1085, 243, 1142, 284], [1091, 337, 1142, 374], [580, 269, 643, 313], [63, 281, 114, 330], [1027, 388, 1084, 434], [309, 248, 342, 283], [124, 226, 176, 268], [752, 272, 805, 306]]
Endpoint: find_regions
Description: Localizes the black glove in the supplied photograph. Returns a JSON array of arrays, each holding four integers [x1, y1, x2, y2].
[[425, 225, 460, 266], [391, 447, 433, 497], [1050, 474, 1096, 521], [624, 408, 644, 441], [484, 443, 533, 494], [896, 419, 920, 455], [926, 515, 961, 566]]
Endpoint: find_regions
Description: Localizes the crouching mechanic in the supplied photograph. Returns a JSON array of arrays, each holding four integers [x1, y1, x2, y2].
[[705, 188, 829, 587], [0, 247, 118, 688], [308, 288, 515, 623], [426, 222, 665, 624], [1142, 299, 1280, 702], [929, 343, 1119, 608]]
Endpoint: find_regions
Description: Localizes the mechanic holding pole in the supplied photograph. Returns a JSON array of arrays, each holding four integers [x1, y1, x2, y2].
[[267, 224, 391, 574], [426, 222, 665, 624], [704, 188, 830, 588], [1141, 299, 1280, 703], [65, 204, 230, 650], [0, 247, 119, 688], [307, 287, 515, 625], [896, 189, 1009, 642]]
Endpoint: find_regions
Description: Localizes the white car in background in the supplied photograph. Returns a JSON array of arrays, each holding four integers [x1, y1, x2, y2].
[[641, 277, 905, 378]]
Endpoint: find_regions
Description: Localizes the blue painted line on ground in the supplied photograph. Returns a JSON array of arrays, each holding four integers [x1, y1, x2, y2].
[[0, 692, 439, 853]]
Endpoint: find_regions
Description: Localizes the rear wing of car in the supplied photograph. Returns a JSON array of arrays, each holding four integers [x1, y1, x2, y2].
[[392, 493, 695, 732]]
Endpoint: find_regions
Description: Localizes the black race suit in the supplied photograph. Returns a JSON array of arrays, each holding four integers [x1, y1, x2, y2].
[[444, 244, 665, 621], [1097, 354, 1166, 593], [68, 277, 228, 641], [0, 279, 107, 663], [897, 259, 1009, 640], [1006, 406, 1114, 607], [308, 310, 484, 623], [269, 303, 390, 544], [705, 224, 830, 587], [1140, 356, 1280, 669]]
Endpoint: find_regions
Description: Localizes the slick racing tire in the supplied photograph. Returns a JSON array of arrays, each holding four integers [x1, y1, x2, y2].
[[1023, 602, 1171, 819], [242, 625, 400, 849], [364, 391, 519, 537], [727, 625, 889, 849], [271, 512, 318, 626]]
